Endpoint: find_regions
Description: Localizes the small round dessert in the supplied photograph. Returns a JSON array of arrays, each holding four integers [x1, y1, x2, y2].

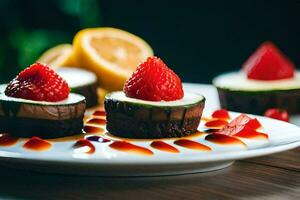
[[56, 67, 98, 108], [1, 63, 86, 138], [105, 56, 205, 139], [213, 41, 300, 115], [0, 84, 86, 138], [105, 91, 205, 139], [213, 72, 300, 114]]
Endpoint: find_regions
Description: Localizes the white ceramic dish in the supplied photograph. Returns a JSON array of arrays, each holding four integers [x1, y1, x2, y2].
[[0, 84, 299, 176]]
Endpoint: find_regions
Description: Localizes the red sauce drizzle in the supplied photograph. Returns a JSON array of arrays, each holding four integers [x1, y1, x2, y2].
[[0, 133, 18, 146], [23, 137, 51, 151], [86, 135, 110, 143], [234, 129, 268, 140], [211, 109, 230, 120], [109, 141, 153, 156], [86, 118, 106, 125], [150, 141, 179, 153], [205, 133, 246, 146], [73, 139, 95, 154], [205, 119, 228, 128], [84, 125, 105, 133], [174, 139, 211, 151], [93, 110, 106, 116]]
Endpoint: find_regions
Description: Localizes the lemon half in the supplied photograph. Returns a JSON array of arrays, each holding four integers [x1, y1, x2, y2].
[[72, 27, 153, 91]]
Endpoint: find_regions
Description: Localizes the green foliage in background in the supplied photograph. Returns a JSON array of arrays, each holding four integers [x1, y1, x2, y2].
[[0, 0, 102, 83]]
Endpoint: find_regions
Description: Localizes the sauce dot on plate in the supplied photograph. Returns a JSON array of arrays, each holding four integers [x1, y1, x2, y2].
[[150, 141, 179, 153], [23, 137, 51, 151], [86, 135, 110, 143], [0, 133, 18, 146], [174, 139, 211, 151], [205, 133, 246, 147], [109, 141, 153, 156], [84, 126, 105, 133], [205, 120, 228, 128], [86, 118, 106, 125], [93, 110, 106, 116], [73, 139, 96, 154]]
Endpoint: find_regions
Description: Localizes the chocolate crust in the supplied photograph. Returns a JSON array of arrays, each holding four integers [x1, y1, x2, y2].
[[0, 93, 86, 138], [217, 88, 300, 115], [0, 100, 86, 120], [105, 99, 205, 139], [0, 116, 84, 138]]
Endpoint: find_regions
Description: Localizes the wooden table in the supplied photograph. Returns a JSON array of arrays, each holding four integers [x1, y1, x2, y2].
[[0, 148, 298, 199]]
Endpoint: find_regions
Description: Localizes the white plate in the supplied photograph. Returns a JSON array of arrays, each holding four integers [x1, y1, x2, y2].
[[0, 83, 299, 176]]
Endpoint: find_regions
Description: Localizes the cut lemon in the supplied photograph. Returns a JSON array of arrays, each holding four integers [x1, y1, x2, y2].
[[72, 27, 153, 91], [37, 44, 77, 69]]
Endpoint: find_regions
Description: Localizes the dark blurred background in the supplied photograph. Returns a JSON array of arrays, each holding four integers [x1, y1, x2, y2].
[[1, 0, 300, 83]]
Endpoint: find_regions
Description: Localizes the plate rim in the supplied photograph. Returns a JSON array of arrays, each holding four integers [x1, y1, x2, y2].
[[0, 139, 299, 166]]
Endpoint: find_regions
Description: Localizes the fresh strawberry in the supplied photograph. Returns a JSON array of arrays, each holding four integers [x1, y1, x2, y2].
[[123, 56, 184, 101], [227, 114, 252, 127], [5, 62, 70, 102], [216, 120, 245, 136], [264, 108, 289, 122], [217, 114, 261, 136], [243, 41, 295, 80]]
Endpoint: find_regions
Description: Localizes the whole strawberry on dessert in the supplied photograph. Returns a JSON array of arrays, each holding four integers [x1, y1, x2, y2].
[[0, 63, 86, 138], [213, 41, 300, 115], [104, 56, 205, 139]]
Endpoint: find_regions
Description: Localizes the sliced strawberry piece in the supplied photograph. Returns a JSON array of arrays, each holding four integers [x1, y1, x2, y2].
[[243, 41, 295, 80], [216, 114, 262, 136], [123, 56, 183, 101], [5, 62, 70, 102], [211, 109, 230, 120], [216, 123, 245, 136], [247, 118, 262, 129], [227, 114, 252, 127]]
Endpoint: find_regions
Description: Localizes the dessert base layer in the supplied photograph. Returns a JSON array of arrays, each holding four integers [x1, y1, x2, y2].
[[217, 88, 300, 115], [0, 116, 84, 138], [105, 98, 205, 139]]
